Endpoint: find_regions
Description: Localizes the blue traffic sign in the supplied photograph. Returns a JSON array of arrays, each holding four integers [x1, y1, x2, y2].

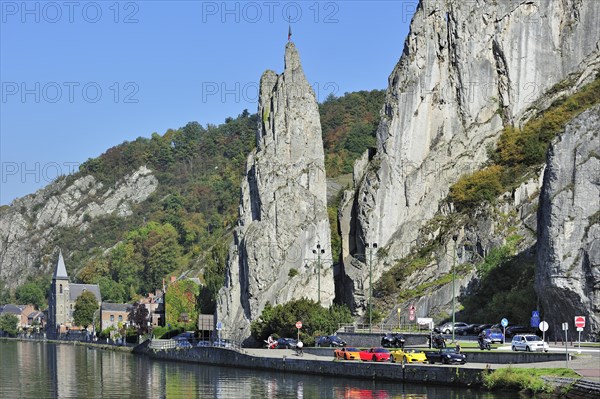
[[530, 315, 540, 328], [501, 318, 508, 327], [216, 321, 222, 330], [532, 310, 539, 318]]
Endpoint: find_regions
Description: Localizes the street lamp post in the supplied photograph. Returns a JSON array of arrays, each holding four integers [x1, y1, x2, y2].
[[365, 242, 378, 332], [312, 243, 326, 304], [451, 235, 458, 344]]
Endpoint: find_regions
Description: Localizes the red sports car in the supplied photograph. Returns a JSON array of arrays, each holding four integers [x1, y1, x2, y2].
[[359, 347, 391, 362]]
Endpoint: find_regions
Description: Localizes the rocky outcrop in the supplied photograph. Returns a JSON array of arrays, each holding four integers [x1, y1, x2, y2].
[[342, 0, 600, 318], [536, 105, 600, 340], [217, 43, 333, 342], [0, 166, 158, 288]]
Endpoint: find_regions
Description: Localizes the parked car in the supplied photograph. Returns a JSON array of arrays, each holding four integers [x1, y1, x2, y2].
[[175, 339, 192, 349], [359, 347, 391, 362], [196, 341, 211, 347], [438, 322, 470, 334], [425, 348, 467, 365], [482, 328, 504, 344], [276, 337, 298, 349], [389, 349, 427, 363], [454, 324, 479, 336], [334, 347, 361, 360], [505, 325, 536, 338], [511, 335, 549, 352], [316, 335, 347, 347], [172, 332, 195, 341], [380, 333, 406, 348]]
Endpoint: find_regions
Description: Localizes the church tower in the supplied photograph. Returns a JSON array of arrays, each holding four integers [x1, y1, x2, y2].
[[48, 251, 70, 337]]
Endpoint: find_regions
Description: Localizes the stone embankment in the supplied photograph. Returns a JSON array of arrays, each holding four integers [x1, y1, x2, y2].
[[143, 344, 485, 387]]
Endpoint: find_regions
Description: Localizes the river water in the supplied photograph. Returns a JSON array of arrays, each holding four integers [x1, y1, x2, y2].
[[0, 340, 514, 398]]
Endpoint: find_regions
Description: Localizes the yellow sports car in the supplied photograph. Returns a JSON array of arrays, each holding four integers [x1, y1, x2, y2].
[[389, 349, 427, 363]]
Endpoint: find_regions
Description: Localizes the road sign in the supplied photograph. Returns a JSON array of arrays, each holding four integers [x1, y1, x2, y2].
[[539, 321, 549, 332], [295, 321, 302, 329], [501, 318, 508, 327], [577, 327, 583, 332], [532, 310, 539, 318], [216, 321, 222, 330], [574, 316, 585, 328], [409, 305, 416, 321], [562, 322, 569, 331], [530, 314, 540, 328]]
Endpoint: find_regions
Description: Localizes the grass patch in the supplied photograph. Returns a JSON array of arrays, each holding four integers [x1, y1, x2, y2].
[[483, 367, 580, 394], [397, 263, 473, 302]]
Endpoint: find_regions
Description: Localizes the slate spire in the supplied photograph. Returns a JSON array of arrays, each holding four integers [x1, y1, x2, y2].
[[53, 250, 69, 280]]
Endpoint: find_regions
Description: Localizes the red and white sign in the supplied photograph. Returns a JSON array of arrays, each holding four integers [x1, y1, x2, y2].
[[295, 321, 302, 329], [409, 305, 416, 321], [574, 316, 586, 328]]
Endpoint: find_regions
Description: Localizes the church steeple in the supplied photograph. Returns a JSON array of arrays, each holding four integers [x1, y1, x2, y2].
[[53, 250, 68, 280]]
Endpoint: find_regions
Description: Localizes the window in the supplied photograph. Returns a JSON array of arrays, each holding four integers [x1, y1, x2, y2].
[[118, 315, 122, 322], [59, 284, 63, 294], [110, 315, 114, 322]]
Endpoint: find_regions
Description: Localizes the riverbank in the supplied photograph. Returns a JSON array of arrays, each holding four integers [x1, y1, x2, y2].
[[1, 336, 133, 353]]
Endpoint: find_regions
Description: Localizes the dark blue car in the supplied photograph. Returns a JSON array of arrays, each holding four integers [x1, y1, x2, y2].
[[483, 328, 504, 344]]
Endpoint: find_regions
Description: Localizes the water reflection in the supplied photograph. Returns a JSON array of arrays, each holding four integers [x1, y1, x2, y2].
[[0, 341, 510, 398]]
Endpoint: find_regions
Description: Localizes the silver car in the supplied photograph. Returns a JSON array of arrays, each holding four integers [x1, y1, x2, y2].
[[511, 334, 549, 352]]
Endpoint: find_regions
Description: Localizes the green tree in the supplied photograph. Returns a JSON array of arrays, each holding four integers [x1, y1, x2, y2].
[[0, 313, 19, 336], [73, 291, 99, 329], [250, 299, 352, 346], [110, 242, 143, 295], [15, 282, 45, 309], [78, 258, 110, 284], [165, 279, 200, 331], [198, 240, 227, 313], [94, 276, 126, 303]]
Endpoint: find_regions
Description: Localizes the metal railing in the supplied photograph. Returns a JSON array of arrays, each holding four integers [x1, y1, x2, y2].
[[149, 339, 177, 350], [148, 337, 243, 351], [337, 323, 430, 334]]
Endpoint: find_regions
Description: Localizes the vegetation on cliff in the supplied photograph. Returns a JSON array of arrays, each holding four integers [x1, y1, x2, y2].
[[449, 76, 600, 210]]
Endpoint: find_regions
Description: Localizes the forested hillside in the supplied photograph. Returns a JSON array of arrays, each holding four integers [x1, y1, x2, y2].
[[0, 90, 385, 312]]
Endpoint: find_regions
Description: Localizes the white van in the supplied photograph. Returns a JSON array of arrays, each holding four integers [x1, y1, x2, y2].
[[511, 334, 549, 352]]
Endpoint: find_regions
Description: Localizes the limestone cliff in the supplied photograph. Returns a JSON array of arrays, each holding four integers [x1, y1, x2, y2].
[[341, 0, 600, 319], [0, 166, 158, 287], [536, 105, 600, 340], [217, 43, 333, 341]]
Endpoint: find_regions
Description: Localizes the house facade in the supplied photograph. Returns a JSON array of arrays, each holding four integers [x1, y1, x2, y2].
[[0, 304, 36, 329], [100, 303, 132, 331]]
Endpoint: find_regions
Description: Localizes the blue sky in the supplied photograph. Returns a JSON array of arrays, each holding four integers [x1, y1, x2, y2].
[[0, 0, 417, 205]]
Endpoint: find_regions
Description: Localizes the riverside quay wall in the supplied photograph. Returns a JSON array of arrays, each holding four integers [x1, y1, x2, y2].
[[142, 345, 486, 387]]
